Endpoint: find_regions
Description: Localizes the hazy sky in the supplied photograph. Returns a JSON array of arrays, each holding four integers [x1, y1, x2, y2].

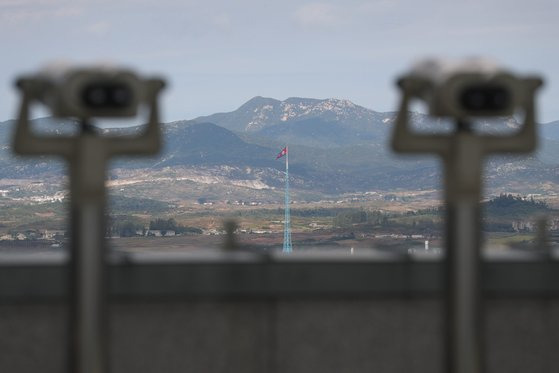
[[0, 0, 558, 123]]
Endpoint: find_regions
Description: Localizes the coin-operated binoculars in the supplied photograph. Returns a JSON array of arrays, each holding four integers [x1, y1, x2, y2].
[[13, 64, 165, 373], [391, 58, 542, 373]]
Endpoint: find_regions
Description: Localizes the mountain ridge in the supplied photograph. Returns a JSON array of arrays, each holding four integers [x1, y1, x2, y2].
[[193, 96, 390, 134], [1, 96, 559, 196]]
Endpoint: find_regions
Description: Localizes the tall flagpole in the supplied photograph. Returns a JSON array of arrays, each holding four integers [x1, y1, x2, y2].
[[283, 145, 293, 253]]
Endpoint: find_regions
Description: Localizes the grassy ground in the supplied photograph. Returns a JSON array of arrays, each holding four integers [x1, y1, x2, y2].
[[483, 232, 534, 250]]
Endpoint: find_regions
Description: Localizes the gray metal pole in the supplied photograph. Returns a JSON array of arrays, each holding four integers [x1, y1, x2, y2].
[[443, 128, 484, 373], [68, 128, 110, 373], [13, 73, 165, 373], [446, 202, 483, 373]]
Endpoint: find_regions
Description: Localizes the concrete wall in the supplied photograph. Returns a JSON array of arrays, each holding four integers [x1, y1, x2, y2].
[[1, 299, 558, 373]]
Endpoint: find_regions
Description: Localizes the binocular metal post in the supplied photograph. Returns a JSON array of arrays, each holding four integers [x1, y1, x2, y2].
[[392, 77, 541, 373], [13, 78, 164, 373]]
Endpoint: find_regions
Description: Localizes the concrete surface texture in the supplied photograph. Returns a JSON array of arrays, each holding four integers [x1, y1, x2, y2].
[[1, 299, 558, 373]]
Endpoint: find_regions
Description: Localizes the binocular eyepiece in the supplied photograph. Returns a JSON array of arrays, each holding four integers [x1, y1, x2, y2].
[[397, 58, 542, 119], [15, 64, 165, 119], [459, 84, 510, 113], [80, 81, 134, 110]]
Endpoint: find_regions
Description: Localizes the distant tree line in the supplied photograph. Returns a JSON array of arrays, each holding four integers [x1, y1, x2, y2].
[[484, 193, 550, 217], [107, 216, 202, 237], [148, 218, 202, 235], [333, 209, 389, 228], [106, 216, 144, 237], [485, 193, 548, 208]]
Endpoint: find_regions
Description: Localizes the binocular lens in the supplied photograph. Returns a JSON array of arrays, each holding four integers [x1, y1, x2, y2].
[[459, 85, 510, 112], [81, 83, 133, 109]]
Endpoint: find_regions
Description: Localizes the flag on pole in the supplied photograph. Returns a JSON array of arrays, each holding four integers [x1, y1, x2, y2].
[[276, 146, 287, 159]]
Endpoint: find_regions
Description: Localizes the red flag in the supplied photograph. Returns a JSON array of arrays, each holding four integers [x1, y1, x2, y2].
[[276, 146, 287, 159]]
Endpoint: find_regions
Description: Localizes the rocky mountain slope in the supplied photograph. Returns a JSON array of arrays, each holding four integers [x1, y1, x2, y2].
[[194, 96, 389, 133], [0, 97, 558, 197]]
